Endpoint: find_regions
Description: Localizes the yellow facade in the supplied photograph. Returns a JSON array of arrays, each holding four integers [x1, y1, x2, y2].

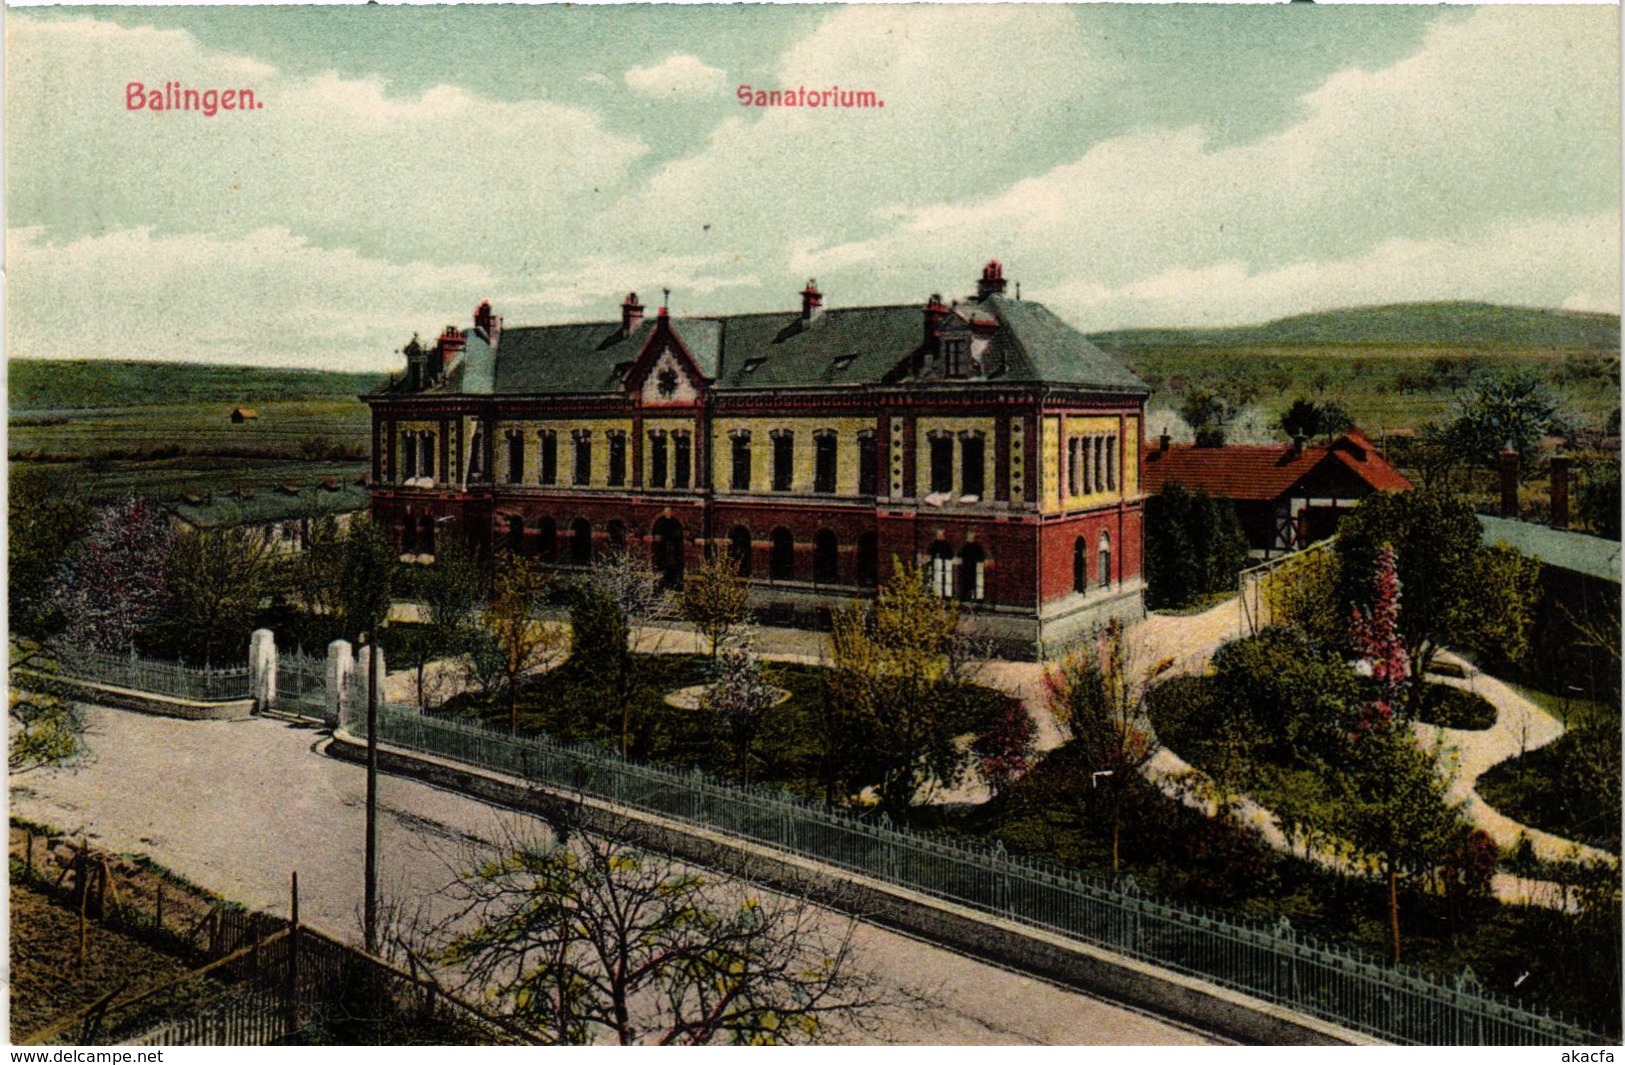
[[914, 416, 996, 501], [711, 416, 877, 496], [485, 416, 634, 488], [1123, 415, 1140, 496], [1010, 417, 1027, 506], [1041, 415, 1062, 512]]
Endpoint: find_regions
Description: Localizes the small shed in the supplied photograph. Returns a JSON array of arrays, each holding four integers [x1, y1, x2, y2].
[[229, 407, 259, 423]]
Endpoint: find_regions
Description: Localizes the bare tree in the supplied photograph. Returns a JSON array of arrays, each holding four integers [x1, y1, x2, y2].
[[434, 822, 887, 1045]]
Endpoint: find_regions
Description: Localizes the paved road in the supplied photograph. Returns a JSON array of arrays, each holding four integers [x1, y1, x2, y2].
[[10, 704, 1217, 1046]]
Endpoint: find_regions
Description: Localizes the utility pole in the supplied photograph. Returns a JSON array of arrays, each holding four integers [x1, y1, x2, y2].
[[364, 628, 379, 954]]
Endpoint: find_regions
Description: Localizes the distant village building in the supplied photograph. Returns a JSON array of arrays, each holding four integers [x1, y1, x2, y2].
[[164, 476, 369, 552], [229, 407, 259, 423], [1142, 429, 1412, 558], [364, 263, 1152, 656]]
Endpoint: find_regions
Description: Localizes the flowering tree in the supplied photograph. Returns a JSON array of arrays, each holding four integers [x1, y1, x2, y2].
[[700, 637, 778, 783], [53, 498, 173, 653], [970, 701, 1037, 798], [1350, 543, 1410, 728]]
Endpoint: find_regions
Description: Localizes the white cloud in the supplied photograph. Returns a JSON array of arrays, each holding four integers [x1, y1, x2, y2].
[[777, 6, 1619, 328], [6, 226, 495, 369], [624, 54, 726, 98], [1036, 213, 1621, 330], [8, 15, 649, 266]]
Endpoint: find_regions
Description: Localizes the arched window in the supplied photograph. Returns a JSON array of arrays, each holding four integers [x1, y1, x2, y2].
[[419, 515, 436, 555], [607, 519, 627, 555], [571, 518, 593, 565], [506, 515, 525, 556], [402, 513, 419, 552], [959, 543, 986, 602], [857, 531, 879, 586], [813, 529, 839, 585], [1098, 531, 1112, 588], [1073, 536, 1087, 594], [769, 528, 795, 581], [536, 517, 557, 563], [728, 526, 753, 578], [929, 540, 954, 598]]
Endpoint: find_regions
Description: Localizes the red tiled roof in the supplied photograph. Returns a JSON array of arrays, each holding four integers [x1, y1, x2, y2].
[[1141, 431, 1412, 501]]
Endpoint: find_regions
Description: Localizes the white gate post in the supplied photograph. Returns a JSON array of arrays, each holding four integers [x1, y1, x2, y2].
[[326, 639, 353, 729], [249, 629, 277, 712]]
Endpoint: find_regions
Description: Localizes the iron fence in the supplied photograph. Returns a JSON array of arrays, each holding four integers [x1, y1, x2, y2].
[[274, 650, 328, 720], [368, 706, 1608, 1047], [60, 648, 251, 703]]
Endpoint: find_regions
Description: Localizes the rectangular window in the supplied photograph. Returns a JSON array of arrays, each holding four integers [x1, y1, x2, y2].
[[607, 432, 627, 487], [673, 432, 691, 489], [506, 432, 524, 484], [1094, 435, 1106, 494], [1083, 436, 1094, 495], [943, 338, 967, 378], [468, 430, 485, 482], [772, 432, 794, 492], [857, 432, 878, 496], [929, 435, 954, 495], [813, 432, 837, 494], [1106, 435, 1117, 491], [420, 433, 434, 482], [539, 431, 557, 486], [731, 432, 752, 491], [401, 432, 417, 480], [960, 434, 985, 500], [573, 432, 592, 486], [649, 432, 668, 488], [1067, 437, 1081, 497]]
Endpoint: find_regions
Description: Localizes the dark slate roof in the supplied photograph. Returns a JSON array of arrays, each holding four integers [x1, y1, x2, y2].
[[400, 293, 1147, 397], [1478, 514, 1621, 583], [164, 481, 370, 530]]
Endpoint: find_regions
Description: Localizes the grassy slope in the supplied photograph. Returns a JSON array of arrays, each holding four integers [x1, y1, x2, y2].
[[10, 360, 378, 501], [1089, 302, 1622, 434]]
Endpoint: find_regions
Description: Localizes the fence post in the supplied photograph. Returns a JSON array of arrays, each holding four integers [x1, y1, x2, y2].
[[326, 640, 353, 729], [286, 871, 300, 1036], [250, 629, 277, 713]]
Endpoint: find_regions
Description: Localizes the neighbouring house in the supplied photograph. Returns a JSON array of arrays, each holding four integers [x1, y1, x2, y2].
[[1141, 429, 1413, 558], [229, 407, 260, 423], [364, 262, 1151, 657], [164, 477, 370, 552]]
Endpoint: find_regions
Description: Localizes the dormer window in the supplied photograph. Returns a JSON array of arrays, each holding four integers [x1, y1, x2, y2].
[[943, 338, 969, 378], [832, 354, 857, 372], [613, 360, 634, 382], [743, 358, 766, 375]]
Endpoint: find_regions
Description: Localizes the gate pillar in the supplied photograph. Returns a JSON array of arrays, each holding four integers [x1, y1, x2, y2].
[[250, 629, 277, 712], [326, 639, 353, 729]]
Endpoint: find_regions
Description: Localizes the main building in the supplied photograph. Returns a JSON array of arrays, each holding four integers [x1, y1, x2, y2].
[[365, 262, 1150, 656]]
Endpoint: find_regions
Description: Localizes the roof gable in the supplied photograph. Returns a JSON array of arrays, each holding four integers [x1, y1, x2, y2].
[[1141, 432, 1411, 501]]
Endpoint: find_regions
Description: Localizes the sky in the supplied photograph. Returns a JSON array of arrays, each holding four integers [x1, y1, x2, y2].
[[6, 3, 1620, 370]]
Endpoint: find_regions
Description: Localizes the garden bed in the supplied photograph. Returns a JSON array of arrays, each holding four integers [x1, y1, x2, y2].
[[437, 652, 1014, 800], [1412, 682, 1497, 730]]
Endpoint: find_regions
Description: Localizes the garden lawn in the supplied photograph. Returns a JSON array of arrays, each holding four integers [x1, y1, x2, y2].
[[1477, 688, 1621, 854], [439, 652, 1015, 801]]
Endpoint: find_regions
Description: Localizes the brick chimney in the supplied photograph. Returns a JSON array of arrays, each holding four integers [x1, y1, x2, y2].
[[621, 292, 644, 338], [800, 279, 824, 323], [977, 259, 1008, 299], [473, 300, 501, 348], [1289, 432, 1307, 458], [1499, 444, 1520, 517], [923, 293, 950, 346], [1550, 454, 1571, 529], [433, 325, 465, 379]]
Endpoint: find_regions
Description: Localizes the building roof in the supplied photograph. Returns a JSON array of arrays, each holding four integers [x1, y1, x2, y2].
[[1477, 514, 1621, 584], [385, 288, 1148, 398], [1141, 430, 1413, 501], [230, 407, 259, 419], [164, 480, 370, 531]]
